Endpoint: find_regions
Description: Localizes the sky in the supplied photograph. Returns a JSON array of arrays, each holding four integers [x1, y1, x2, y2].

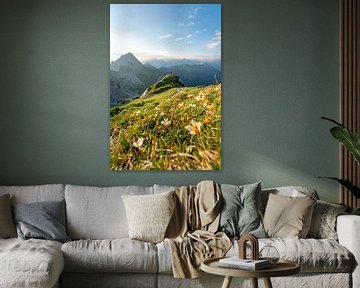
[[110, 4, 221, 62]]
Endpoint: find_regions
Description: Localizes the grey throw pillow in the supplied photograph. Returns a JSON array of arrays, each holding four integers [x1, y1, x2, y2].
[[307, 200, 347, 240], [218, 182, 266, 238], [0, 194, 16, 238], [12, 200, 70, 243]]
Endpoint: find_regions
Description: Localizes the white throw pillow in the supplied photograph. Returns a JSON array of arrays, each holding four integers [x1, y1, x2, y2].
[[122, 191, 175, 243]]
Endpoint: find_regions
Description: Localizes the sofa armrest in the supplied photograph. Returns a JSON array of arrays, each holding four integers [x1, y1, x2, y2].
[[337, 215, 360, 288]]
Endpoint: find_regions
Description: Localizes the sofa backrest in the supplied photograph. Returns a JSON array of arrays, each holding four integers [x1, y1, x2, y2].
[[261, 186, 319, 213], [0, 184, 320, 240], [153, 184, 177, 194], [65, 184, 153, 240], [0, 184, 65, 204]]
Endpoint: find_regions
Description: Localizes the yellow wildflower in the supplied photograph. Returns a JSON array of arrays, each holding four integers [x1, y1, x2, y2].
[[185, 120, 202, 135], [204, 116, 211, 125]]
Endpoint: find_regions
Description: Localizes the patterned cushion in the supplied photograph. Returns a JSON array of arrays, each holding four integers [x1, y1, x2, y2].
[[307, 200, 347, 240]]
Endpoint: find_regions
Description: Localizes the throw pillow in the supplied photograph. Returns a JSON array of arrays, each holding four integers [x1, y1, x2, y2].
[[307, 200, 347, 240], [218, 182, 266, 238], [122, 191, 175, 243], [0, 194, 17, 238], [12, 200, 70, 243], [263, 193, 316, 238]]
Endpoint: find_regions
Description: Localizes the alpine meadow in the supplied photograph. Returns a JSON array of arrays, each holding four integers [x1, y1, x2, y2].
[[110, 80, 221, 170]]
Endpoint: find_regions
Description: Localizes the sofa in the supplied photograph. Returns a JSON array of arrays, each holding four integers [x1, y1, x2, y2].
[[0, 183, 359, 288]]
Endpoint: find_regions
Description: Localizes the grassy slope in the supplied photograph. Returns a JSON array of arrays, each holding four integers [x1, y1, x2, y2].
[[110, 84, 221, 170]]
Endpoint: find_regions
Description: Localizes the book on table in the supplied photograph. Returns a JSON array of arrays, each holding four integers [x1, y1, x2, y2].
[[218, 257, 271, 270]]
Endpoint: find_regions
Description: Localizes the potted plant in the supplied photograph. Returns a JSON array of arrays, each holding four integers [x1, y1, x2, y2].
[[320, 117, 360, 215]]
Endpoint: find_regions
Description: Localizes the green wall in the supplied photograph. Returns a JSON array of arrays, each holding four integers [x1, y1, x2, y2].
[[0, 0, 340, 202]]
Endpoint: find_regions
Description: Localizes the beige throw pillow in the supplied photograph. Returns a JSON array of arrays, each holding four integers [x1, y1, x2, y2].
[[263, 193, 316, 238], [122, 191, 175, 243], [0, 194, 17, 238]]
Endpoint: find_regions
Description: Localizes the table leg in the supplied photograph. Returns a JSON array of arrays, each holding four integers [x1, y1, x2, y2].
[[221, 276, 232, 288], [263, 277, 273, 288], [251, 278, 258, 288]]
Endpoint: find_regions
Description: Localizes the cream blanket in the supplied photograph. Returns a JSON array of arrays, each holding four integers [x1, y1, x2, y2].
[[165, 181, 231, 278]]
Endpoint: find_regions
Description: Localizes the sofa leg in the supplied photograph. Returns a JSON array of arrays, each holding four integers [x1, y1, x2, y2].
[[221, 276, 232, 288], [263, 277, 273, 288]]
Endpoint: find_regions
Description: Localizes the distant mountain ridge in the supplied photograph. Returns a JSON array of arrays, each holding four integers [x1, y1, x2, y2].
[[110, 53, 221, 106], [146, 58, 221, 71]]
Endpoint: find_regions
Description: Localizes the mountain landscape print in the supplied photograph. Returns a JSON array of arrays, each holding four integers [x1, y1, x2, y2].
[[110, 4, 222, 170]]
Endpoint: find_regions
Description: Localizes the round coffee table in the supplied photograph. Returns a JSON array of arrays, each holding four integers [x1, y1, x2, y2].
[[201, 257, 300, 288]]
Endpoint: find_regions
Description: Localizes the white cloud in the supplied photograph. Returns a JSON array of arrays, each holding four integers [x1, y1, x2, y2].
[[195, 30, 201, 34], [175, 37, 183, 41], [159, 34, 172, 40], [187, 22, 195, 27], [187, 34, 192, 39], [134, 53, 171, 62], [206, 31, 221, 49], [188, 7, 200, 19], [178, 22, 185, 26], [207, 41, 221, 49]]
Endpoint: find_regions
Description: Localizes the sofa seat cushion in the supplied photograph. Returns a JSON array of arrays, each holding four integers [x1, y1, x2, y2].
[[231, 238, 353, 273], [0, 238, 64, 288], [157, 238, 353, 274], [61, 239, 158, 273]]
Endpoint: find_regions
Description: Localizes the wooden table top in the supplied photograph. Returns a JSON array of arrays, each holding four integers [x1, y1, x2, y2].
[[201, 257, 300, 278]]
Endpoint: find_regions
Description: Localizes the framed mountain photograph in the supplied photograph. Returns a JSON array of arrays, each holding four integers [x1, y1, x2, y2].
[[110, 4, 222, 170]]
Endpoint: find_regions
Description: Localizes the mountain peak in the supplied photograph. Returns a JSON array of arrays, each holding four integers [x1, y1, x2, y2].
[[110, 53, 143, 72], [118, 52, 142, 65], [121, 52, 137, 60]]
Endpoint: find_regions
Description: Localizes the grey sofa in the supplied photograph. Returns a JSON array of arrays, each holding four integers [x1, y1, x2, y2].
[[0, 184, 359, 288]]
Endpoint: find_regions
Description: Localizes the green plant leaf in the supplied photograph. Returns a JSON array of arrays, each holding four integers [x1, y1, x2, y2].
[[318, 177, 360, 198], [322, 117, 360, 165], [330, 127, 360, 165], [322, 116, 344, 127], [351, 208, 360, 215]]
